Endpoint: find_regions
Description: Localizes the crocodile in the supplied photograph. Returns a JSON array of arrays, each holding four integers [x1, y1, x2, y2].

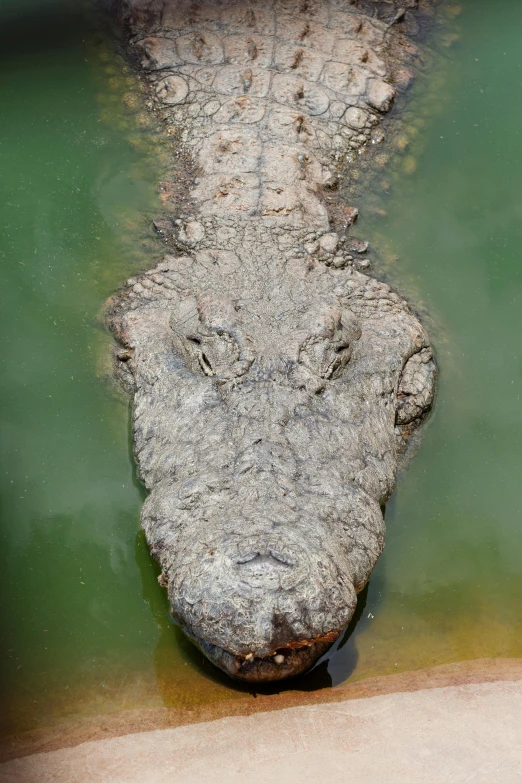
[[108, 0, 437, 682]]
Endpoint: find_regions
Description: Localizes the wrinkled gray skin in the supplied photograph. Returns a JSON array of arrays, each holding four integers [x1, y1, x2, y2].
[[109, 0, 437, 682]]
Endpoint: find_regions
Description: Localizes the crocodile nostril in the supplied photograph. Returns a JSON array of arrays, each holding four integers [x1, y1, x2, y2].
[[269, 550, 294, 567], [236, 552, 260, 565], [236, 551, 295, 567]]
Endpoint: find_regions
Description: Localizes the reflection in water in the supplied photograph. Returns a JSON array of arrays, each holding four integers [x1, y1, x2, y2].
[[328, 586, 368, 687]]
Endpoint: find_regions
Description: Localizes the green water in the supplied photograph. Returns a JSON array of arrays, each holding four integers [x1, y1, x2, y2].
[[339, 0, 522, 682], [1, 0, 521, 739], [0, 0, 167, 735]]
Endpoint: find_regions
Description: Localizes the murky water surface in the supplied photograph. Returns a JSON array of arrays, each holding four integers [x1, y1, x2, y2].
[[1, 0, 521, 738]]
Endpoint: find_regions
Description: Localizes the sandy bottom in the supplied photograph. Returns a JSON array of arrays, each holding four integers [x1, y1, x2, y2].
[[1, 658, 521, 782]]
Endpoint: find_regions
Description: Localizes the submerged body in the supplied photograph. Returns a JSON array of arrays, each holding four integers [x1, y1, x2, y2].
[[109, 0, 437, 681]]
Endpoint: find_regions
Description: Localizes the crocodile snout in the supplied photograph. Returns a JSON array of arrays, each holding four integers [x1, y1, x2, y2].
[[141, 484, 385, 680]]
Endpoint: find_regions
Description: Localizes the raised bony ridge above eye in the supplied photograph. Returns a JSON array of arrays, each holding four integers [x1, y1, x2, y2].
[[395, 347, 437, 426]]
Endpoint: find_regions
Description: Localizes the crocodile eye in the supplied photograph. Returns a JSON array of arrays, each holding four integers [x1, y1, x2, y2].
[[298, 299, 361, 379], [170, 293, 254, 380], [299, 331, 353, 379], [198, 351, 214, 377], [187, 336, 216, 377], [190, 331, 241, 378]]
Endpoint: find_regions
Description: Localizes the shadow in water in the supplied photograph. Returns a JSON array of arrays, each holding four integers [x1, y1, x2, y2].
[[128, 401, 148, 502], [135, 530, 373, 704]]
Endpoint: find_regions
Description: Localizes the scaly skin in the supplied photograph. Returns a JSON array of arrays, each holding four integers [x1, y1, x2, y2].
[[109, 0, 437, 682]]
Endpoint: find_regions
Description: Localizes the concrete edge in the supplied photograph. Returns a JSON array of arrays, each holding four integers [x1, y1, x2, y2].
[[1, 656, 521, 763]]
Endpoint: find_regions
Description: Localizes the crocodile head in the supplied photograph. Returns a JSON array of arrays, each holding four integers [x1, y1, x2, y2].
[[110, 250, 436, 681]]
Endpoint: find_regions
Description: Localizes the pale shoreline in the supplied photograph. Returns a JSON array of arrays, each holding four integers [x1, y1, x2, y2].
[[2, 657, 521, 767], [1, 658, 521, 782]]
